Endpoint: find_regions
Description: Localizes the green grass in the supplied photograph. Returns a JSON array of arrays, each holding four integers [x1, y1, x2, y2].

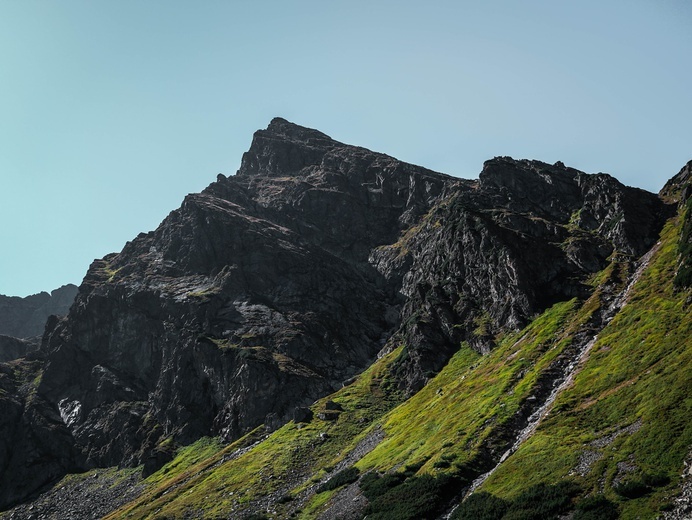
[[145, 436, 224, 486], [479, 218, 692, 519]]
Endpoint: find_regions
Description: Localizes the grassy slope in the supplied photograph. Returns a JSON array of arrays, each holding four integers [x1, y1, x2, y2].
[[480, 218, 692, 518], [104, 348, 403, 519], [105, 218, 690, 520], [356, 297, 581, 473]]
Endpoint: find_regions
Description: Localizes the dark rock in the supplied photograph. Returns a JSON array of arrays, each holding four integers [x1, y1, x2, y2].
[[375, 156, 670, 391], [660, 160, 692, 203], [293, 407, 313, 423], [0, 118, 458, 509], [141, 440, 176, 478], [324, 400, 343, 411], [664, 161, 692, 288], [318, 411, 341, 421], [264, 413, 282, 432], [0, 356, 81, 510]]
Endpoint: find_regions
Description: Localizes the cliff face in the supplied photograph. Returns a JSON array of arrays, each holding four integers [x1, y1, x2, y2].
[[0, 284, 78, 340], [372, 157, 669, 391], [0, 119, 673, 511]]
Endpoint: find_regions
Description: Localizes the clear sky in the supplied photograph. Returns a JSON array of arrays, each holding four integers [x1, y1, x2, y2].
[[1, 1, 691, 297]]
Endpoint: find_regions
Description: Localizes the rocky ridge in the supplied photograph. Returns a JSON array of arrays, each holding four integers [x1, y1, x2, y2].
[[0, 335, 37, 363], [0, 118, 676, 514], [372, 156, 668, 391], [0, 284, 78, 341]]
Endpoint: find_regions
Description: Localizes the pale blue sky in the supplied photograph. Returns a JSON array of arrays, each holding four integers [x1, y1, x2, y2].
[[1, 1, 690, 297]]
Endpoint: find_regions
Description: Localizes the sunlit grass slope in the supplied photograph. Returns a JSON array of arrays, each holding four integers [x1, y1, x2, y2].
[[480, 218, 692, 519]]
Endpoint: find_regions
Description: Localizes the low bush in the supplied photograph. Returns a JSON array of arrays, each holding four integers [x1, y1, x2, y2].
[[451, 491, 508, 520], [573, 495, 619, 520], [613, 479, 650, 499], [402, 460, 426, 477], [505, 481, 580, 519], [316, 467, 360, 493], [364, 473, 460, 520], [642, 472, 671, 488], [359, 472, 405, 500]]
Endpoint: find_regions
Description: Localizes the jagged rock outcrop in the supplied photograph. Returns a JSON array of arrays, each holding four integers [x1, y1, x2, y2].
[[660, 159, 692, 203], [0, 119, 673, 511], [0, 284, 78, 340], [373, 157, 670, 391]]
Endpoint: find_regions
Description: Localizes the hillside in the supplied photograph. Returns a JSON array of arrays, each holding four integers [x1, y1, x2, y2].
[[0, 120, 689, 519]]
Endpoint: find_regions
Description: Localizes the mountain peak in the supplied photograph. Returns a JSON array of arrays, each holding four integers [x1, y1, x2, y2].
[[262, 117, 335, 146], [237, 118, 339, 177]]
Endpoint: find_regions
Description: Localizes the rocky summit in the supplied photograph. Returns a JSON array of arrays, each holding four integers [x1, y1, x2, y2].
[[0, 119, 689, 520]]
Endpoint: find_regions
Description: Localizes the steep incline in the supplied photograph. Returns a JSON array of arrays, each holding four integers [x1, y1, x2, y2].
[[0, 119, 673, 513]]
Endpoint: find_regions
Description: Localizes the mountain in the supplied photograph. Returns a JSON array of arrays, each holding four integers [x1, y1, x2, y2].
[[0, 284, 78, 340], [0, 119, 689, 520]]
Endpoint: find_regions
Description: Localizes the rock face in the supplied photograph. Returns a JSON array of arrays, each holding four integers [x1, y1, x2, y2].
[[661, 159, 692, 203], [0, 353, 81, 509], [373, 157, 669, 391], [0, 118, 672, 510], [0, 284, 78, 340]]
